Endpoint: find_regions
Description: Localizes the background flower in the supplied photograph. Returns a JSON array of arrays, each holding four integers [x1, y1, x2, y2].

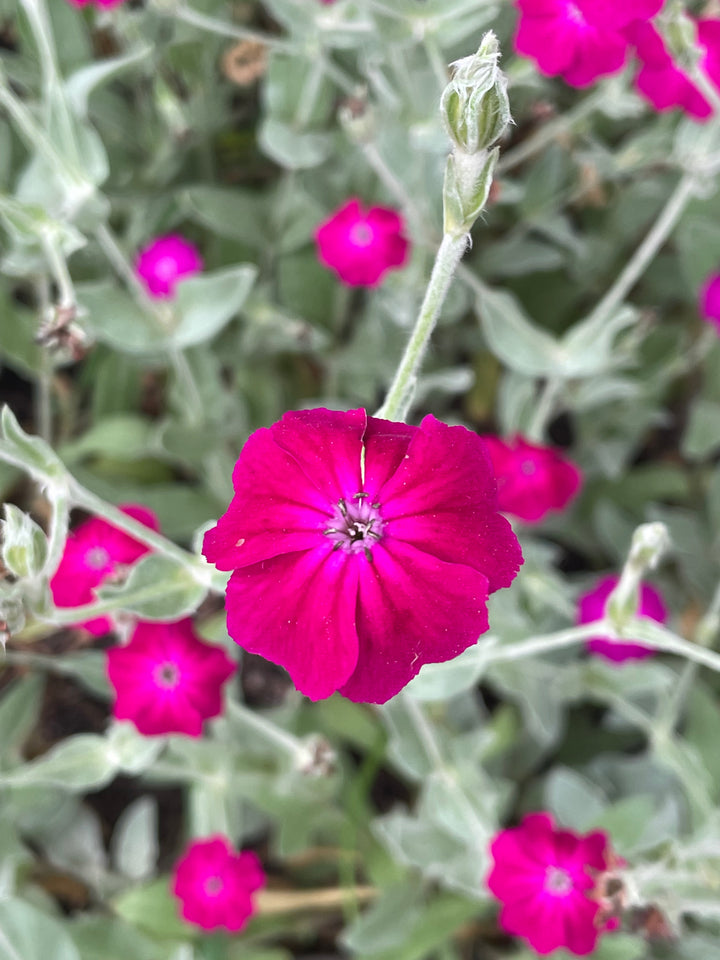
[[514, 0, 663, 88], [135, 234, 203, 300], [578, 574, 668, 662], [482, 434, 582, 524], [700, 272, 720, 331], [172, 836, 265, 931], [203, 408, 522, 704], [50, 505, 159, 635], [107, 619, 236, 736], [487, 812, 616, 955], [315, 199, 409, 286]]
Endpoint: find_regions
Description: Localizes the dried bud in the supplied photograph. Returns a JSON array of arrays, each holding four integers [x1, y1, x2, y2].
[[295, 734, 337, 778]]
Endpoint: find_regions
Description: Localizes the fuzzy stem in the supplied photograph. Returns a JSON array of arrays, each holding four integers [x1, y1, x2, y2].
[[376, 233, 468, 421], [587, 172, 696, 325]]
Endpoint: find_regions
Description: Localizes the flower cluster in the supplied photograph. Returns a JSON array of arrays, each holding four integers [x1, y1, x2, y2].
[[53, 507, 235, 736], [135, 234, 203, 300], [50, 505, 159, 635], [482, 434, 582, 524], [514, 0, 665, 88], [315, 200, 409, 287], [204, 408, 523, 704], [487, 812, 618, 955], [172, 836, 265, 931], [578, 573, 667, 663]]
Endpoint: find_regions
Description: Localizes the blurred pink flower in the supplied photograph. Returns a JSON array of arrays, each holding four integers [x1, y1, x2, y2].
[[107, 619, 236, 736], [50, 505, 159, 636], [487, 812, 617, 956], [135, 234, 203, 300], [514, 0, 664, 88], [315, 199, 409, 287], [700, 273, 720, 331], [482, 434, 582, 524], [627, 20, 718, 120], [578, 574, 667, 663], [172, 836, 265, 931], [203, 408, 522, 704]]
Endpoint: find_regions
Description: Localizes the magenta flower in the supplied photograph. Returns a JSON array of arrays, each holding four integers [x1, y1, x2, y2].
[[172, 835, 265, 931], [482, 434, 582, 524], [134, 234, 203, 300], [628, 20, 720, 121], [203, 409, 522, 704], [578, 574, 667, 663], [107, 619, 236, 736], [700, 273, 720, 332], [514, 0, 664, 88], [50, 505, 159, 636], [315, 199, 409, 287], [66, 0, 126, 8], [487, 812, 617, 956]]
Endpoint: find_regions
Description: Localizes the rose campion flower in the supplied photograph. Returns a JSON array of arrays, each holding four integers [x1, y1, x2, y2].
[[700, 272, 720, 332], [487, 812, 618, 956], [203, 409, 522, 704], [135, 234, 203, 300], [172, 835, 265, 931], [50, 505, 159, 636], [578, 574, 667, 663], [107, 619, 236, 736], [482, 434, 582, 524], [628, 20, 720, 121], [315, 199, 409, 287], [514, 0, 664, 88]]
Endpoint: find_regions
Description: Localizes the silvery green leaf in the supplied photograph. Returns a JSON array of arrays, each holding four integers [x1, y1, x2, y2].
[[0, 406, 67, 486], [0, 898, 81, 960], [544, 767, 607, 831], [477, 286, 561, 376], [65, 46, 152, 118], [97, 554, 206, 621], [111, 797, 158, 882], [0, 734, 118, 791]]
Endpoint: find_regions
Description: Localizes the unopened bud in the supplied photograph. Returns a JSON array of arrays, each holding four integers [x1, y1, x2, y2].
[[2, 505, 48, 580], [606, 522, 670, 630], [440, 32, 511, 155]]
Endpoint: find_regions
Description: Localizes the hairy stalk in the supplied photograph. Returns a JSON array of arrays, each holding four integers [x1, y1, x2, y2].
[[376, 234, 468, 421], [587, 172, 697, 325]]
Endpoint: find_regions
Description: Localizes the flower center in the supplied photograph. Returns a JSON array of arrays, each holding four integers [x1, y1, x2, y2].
[[348, 222, 375, 248], [324, 494, 384, 558], [153, 661, 181, 689], [544, 865, 574, 896], [85, 546, 111, 570], [203, 875, 225, 897], [519, 458, 537, 476], [153, 254, 179, 280], [565, 1, 586, 24]]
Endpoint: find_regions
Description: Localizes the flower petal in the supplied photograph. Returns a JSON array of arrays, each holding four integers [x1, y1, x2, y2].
[[225, 547, 360, 700], [338, 539, 489, 703]]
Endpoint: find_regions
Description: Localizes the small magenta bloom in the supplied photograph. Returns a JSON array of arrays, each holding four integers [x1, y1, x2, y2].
[[107, 619, 236, 736], [315, 199, 409, 287], [514, 0, 664, 88], [203, 409, 522, 704], [482, 434, 582, 524], [700, 273, 720, 332], [172, 835, 265, 931], [487, 812, 617, 956], [66, 0, 126, 8], [135, 234, 203, 300], [628, 20, 720, 121], [50, 505, 159, 636], [578, 574, 667, 663]]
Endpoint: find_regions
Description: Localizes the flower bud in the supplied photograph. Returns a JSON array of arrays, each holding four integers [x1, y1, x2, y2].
[[440, 32, 511, 155], [2, 504, 48, 580], [443, 146, 498, 237], [605, 522, 670, 630]]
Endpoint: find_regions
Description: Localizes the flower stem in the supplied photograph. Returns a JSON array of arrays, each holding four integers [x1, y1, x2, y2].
[[525, 377, 562, 443], [377, 233, 468, 421], [170, 3, 295, 52], [587, 172, 696, 325]]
